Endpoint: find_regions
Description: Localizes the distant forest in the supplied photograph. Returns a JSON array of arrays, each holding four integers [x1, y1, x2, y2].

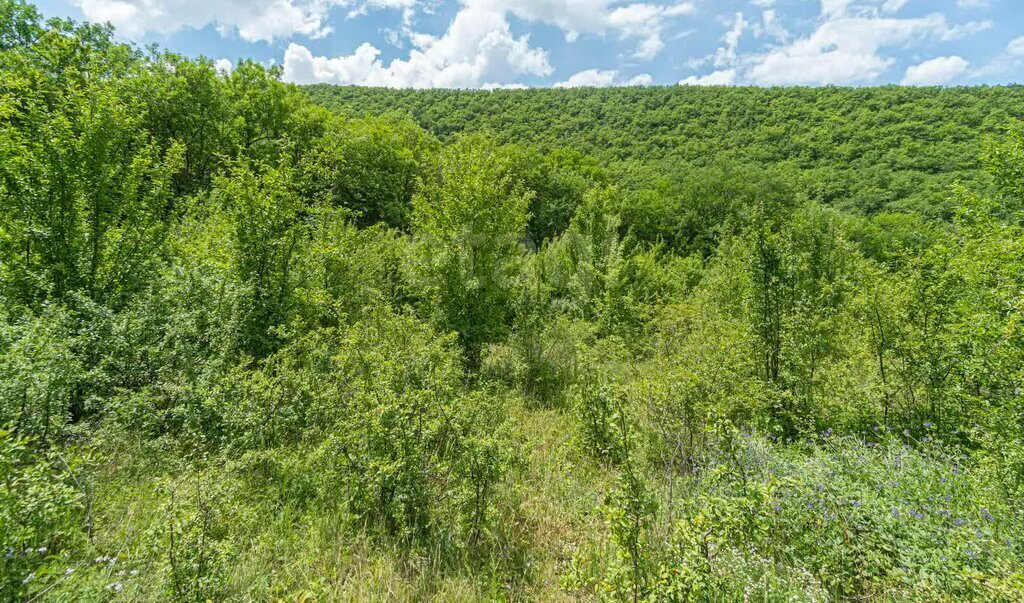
[[308, 84, 1024, 217]]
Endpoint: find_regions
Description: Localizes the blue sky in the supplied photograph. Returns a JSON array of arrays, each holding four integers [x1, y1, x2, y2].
[[33, 0, 1024, 88]]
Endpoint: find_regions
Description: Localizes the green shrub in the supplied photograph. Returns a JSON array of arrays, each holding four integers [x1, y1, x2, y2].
[[0, 308, 82, 442], [0, 428, 87, 600]]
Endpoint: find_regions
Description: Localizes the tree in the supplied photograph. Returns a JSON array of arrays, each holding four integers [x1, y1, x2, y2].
[[411, 135, 530, 364]]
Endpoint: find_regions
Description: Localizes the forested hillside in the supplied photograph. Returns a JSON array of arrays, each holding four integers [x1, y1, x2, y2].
[[2, 1, 1024, 600], [308, 84, 1024, 217]]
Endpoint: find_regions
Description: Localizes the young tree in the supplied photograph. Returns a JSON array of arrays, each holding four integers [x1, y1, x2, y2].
[[411, 135, 530, 365]]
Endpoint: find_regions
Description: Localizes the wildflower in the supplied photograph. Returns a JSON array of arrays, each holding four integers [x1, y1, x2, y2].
[[910, 510, 924, 519], [4, 549, 12, 559], [903, 428, 910, 436], [109, 582, 123, 592], [940, 477, 946, 483], [65, 568, 74, 577], [981, 508, 996, 522], [773, 505, 781, 512], [891, 507, 901, 518], [954, 518, 966, 526], [923, 436, 931, 443], [924, 422, 933, 429], [37, 547, 47, 554], [130, 570, 139, 576], [851, 500, 861, 507], [23, 573, 35, 584]]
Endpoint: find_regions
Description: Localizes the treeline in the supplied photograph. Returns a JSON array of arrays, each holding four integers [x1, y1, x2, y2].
[[2, 1, 1024, 600], [308, 84, 1024, 218]]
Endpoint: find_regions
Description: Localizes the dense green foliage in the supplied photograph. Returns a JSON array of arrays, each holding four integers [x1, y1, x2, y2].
[[307, 84, 1024, 219], [2, 2, 1023, 600]]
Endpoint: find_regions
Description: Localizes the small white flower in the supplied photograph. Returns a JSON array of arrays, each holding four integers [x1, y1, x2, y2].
[[22, 573, 35, 584]]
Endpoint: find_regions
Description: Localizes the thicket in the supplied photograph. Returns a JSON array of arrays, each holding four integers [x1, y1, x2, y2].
[[1, 1, 1023, 600]]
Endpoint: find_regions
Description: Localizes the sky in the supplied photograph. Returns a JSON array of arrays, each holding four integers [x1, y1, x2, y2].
[[32, 0, 1024, 88]]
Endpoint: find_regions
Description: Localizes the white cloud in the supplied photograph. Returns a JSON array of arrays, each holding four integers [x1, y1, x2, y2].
[[554, 68, 652, 88], [714, 12, 746, 67], [901, 56, 969, 85], [627, 73, 655, 86], [554, 69, 618, 88], [940, 20, 993, 41], [759, 9, 789, 42], [973, 36, 1024, 79], [747, 13, 952, 85], [281, 5, 551, 88], [214, 58, 233, 74], [679, 68, 737, 86], [73, 0, 416, 42], [468, 0, 696, 60], [820, 0, 850, 20], [881, 0, 909, 13], [1007, 36, 1024, 57]]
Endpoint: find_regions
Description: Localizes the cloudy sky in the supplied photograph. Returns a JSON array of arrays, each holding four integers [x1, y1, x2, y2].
[[34, 0, 1024, 88]]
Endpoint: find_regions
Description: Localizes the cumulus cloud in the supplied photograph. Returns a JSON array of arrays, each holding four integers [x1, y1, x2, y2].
[[726, 0, 999, 86], [973, 36, 1024, 79], [214, 58, 233, 74], [901, 56, 969, 85], [469, 0, 696, 60], [554, 69, 652, 88], [679, 68, 736, 86], [281, 5, 551, 88], [76, 0, 697, 62], [72, 0, 416, 42], [746, 11, 956, 85]]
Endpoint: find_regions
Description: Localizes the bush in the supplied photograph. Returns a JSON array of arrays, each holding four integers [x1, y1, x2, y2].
[[0, 308, 82, 442], [648, 428, 1024, 601], [219, 308, 524, 550], [0, 428, 87, 600]]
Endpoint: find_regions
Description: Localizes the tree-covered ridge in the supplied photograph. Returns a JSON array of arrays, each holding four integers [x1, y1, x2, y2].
[[2, 1, 1024, 600], [308, 84, 1024, 217]]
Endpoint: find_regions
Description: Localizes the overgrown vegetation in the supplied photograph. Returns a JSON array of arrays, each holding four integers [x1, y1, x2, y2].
[[1, 2, 1023, 600]]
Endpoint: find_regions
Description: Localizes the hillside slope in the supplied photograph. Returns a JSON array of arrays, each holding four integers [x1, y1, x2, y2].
[[308, 85, 1024, 216]]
